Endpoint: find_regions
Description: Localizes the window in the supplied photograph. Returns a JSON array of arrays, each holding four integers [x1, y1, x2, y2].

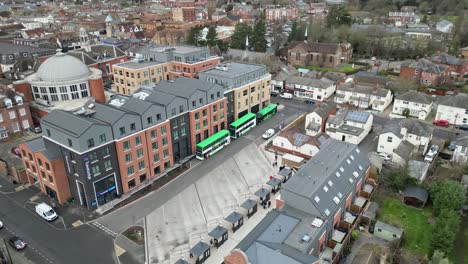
[[123, 141, 130, 151], [333, 197, 340, 204], [46, 129, 51, 137], [213, 105, 217, 112], [192, 100, 196, 107], [127, 165, 134, 176], [87, 138, 95, 148], [89, 152, 97, 162], [137, 148, 144, 158], [151, 130, 157, 139], [102, 147, 110, 157], [41, 171, 46, 179], [199, 98, 203, 104], [130, 123, 136, 131], [38, 159, 43, 167], [387, 136, 392, 143], [99, 134, 106, 143], [195, 113, 200, 120], [163, 149, 169, 158], [104, 160, 112, 171], [202, 109, 207, 117], [196, 124, 200, 131], [125, 153, 132, 163], [67, 139, 73, 147], [138, 160, 145, 170], [217, 91, 220, 97], [181, 127, 186, 136], [45, 163, 50, 171], [220, 112, 224, 119], [220, 102, 224, 109], [91, 165, 100, 176], [161, 126, 166, 135], [323, 186, 329, 192], [128, 179, 136, 189], [147, 117, 153, 124], [19, 108, 26, 116], [179, 105, 183, 113], [153, 153, 160, 163], [173, 130, 179, 139], [135, 136, 142, 146], [213, 115, 218, 122], [296, 52, 300, 60], [120, 127, 126, 135], [48, 175, 54, 184], [324, 209, 330, 216], [203, 120, 208, 127], [162, 138, 168, 146], [328, 180, 333, 187], [152, 142, 158, 151], [156, 114, 161, 121], [9, 111, 15, 119], [243, 90, 248, 96]]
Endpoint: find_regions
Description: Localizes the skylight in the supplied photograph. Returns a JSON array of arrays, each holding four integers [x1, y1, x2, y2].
[[350, 155, 355, 160], [324, 209, 330, 216], [349, 178, 354, 184], [346, 159, 351, 164], [340, 167, 344, 172], [358, 165, 363, 171], [338, 192, 343, 199], [353, 171, 359, 178], [328, 180, 333, 187], [356, 148, 360, 153], [323, 186, 329, 192], [333, 197, 340, 204], [336, 172, 341, 177], [314, 196, 320, 203]]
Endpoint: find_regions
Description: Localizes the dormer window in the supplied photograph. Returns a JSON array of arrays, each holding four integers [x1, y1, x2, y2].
[[15, 96, 23, 105], [4, 98, 12, 108]]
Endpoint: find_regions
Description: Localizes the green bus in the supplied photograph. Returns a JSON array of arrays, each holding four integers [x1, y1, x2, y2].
[[229, 113, 257, 139], [196, 130, 231, 160], [256, 104, 277, 123]]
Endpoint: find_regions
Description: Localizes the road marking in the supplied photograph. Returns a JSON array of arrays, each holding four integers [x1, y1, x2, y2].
[[14, 186, 24, 192], [114, 244, 126, 257], [72, 220, 83, 227], [91, 222, 118, 238], [29, 195, 39, 202]]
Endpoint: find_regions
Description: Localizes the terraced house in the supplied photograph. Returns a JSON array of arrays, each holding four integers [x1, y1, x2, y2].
[[225, 140, 378, 264], [19, 77, 227, 210]]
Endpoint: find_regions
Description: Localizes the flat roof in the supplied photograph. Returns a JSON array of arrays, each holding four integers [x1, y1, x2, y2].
[[202, 62, 266, 79], [115, 60, 164, 69]]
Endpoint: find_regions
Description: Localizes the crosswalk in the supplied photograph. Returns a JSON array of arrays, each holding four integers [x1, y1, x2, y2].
[[90, 221, 118, 238]]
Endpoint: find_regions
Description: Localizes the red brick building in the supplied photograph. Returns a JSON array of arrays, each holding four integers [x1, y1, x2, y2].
[[288, 42, 353, 68], [429, 53, 468, 76], [400, 59, 451, 86], [0, 88, 33, 141]]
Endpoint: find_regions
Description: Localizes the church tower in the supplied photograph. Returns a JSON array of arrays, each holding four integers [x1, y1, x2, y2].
[[79, 27, 91, 52], [207, 0, 216, 20]]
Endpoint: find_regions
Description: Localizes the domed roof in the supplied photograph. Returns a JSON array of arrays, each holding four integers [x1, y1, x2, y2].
[[36, 52, 91, 82]]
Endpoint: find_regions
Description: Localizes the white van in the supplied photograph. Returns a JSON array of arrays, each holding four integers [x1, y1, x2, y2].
[[280, 93, 293, 99], [262, 128, 275, 139], [35, 203, 58, 221]]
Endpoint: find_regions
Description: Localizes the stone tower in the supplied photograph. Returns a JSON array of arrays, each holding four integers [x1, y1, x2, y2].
[[105, 14, 113, 38], [79, 27, 91, 52], [207, 0, 216, 20]]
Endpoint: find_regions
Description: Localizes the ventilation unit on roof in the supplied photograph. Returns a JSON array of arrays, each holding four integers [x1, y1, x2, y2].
[[301, 235, 311, 243], [88, 103, 95, 109], [311, 218, 324, 228]]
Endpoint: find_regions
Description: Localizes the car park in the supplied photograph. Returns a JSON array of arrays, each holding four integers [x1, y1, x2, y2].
[[427, 145, 440, 156], [8, 237, 27, 251], [432, 120, 449, 127], [424, 152, 435, 162], [262, 129, 275, 139], [35, 203, 58, 221]]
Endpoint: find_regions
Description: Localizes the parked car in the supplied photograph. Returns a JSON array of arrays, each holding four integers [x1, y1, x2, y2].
[[35, 203, 58, 221], [8, 237, 27, 251], [424, 152, 435, 162], [262, 128, 275, 139], [455, 124, 468, 131], [279, 93, 293, 99], [377, 152, 391, 161], [433, 120, 449, 127], [427, 145, 440, 156], [30, 126, 42, 134], [304, 99, 315, 104], [10, 147, 21, 157], [270, 91, 279, 97], [447, 142, 457, 151]]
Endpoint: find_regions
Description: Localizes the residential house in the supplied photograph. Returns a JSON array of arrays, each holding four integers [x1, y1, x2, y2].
[[399, 59, 451, 86], [377, 119, 434, 166], [452, 135, 468, 164], [305, 102, 337, 136], [325, 109, 373, 145], [435, 94, 468, 125], [353, 71, 390, 88], [288, 42, 353, 68], [271, 66, 299, 93], [265, 6, 297, 21], [436, 20, 454, 34], [272, 128, 329, 159], [0, 91, 33, 141], [392, 91, 433, 120], [429, 53, 467, 76], [226, 140, 377, 264], [335, 83, 393, 112], [388, 11, 420, 25], [285, 76, 336, 101]]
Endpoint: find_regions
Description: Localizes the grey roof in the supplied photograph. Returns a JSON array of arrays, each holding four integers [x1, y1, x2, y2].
[[119, 97, 153, 115], [438, 94, 468, 108], [354, 71, 389, 86], [345, 111, 370, 124], [401, 120, 433, 138], [381, 119, 403, 138], [145, 91, 176, 106], [189, 241, 209, 256], [286, 76, 334, 88], [174, 258, 189, 264], [402, 59, 449, 74], [115, 60, 164, 69], [43, 110, 104, 137], [403, 186, 428, 203], [154, 77, 219, 98], [254, 188, 270, 199], [91, 103, 129, 125], [408, 160, 430, 181], [241, 199, 257, 210], [363, 202, 379, 219], [394, 141, 415, 160], [453, 136, 468, 147], [201, 62, 266, 79], [436, 20, 453, 28], [313, 102, 336, 118], [246, 242, 305, 264], [430, 53, 463, 66], [0, 42, 54, 55], [266, 177, 281, 187], [396, 91, 432, 104], [25, 137, 46, 153], [338, 83, 390, 97], [208, 225, 227, 239], [337, 124, 365, 136], [282, 139, 370, 218], [375, 221, 403, 236], [225, 211, 243, 223], [279, 168, 292, 177]]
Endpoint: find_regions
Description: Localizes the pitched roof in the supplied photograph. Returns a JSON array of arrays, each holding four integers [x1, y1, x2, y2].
[[394, 141, 415, 160], [42, 110, 104, 137], [338, 83, 390, 97], [289, 42, 343, 54], [401, 120, 433, 137], [381, 119, 403, 138], [313, 102, 336, 118], [430, 53, 463, 66], [402, 59, 449, 74], [396, 91, 432, 104], [403, 186, 428, 203], [438, 94, 468, 108]]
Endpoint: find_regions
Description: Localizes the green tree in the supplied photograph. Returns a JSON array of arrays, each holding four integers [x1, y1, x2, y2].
[[216, 40, 229, 54], [429, 180, 465, 216], [326, 6, 352, 28], [429, 250, 451, 264], [186, 25, 203, 46], [230, 23, 252, 50], [430, 209, 460, 256], [288, 21, 298, 42], [383, 168, 417, 192], [206, 27, 218, 47], [252, 18, 267, 52]]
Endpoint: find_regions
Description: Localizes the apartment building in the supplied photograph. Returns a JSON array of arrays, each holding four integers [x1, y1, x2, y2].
[[400, 59, 451, 86], [128, 45, 220, 79], [112, 59, 168, 96], [285, 76, 336, 101], [0, 92, 33, 141], [198, 62, 271, 124], [226, 140, 377, 264], [19, 77, 226, 210]]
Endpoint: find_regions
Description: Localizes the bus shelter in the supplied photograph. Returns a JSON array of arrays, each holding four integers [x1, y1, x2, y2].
[[240, 199, 258, 218], [277, 168, 293, 183], [225, 211, 244, 233], [266, 177, 281, 194], [208, 225, 228, 248], [254, 187, 271, 203], [189, 241, 210, 264]]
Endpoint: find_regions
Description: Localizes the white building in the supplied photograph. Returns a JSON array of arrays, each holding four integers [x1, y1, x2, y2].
[[335, 83, 393, 112], [392, 91, 433, 120], [436, 20, 454, 34], [272, 130, 329, 159], [325, 109, 373, 145], [305, 102, 336, 136], [452, 136, 468, 164], [285, 76, 336, 101], [377, 119, 434, 165], [435, 94, 468, 125]]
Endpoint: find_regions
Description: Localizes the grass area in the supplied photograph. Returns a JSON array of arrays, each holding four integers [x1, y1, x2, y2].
[[299, 65, 333, 72], [378, 198, 433, 257], [339, 64, 363, 74]]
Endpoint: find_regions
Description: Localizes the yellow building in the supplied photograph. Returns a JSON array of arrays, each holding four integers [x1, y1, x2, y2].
[[112, 60, 168, 95], [233, 75, 271, 120]]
